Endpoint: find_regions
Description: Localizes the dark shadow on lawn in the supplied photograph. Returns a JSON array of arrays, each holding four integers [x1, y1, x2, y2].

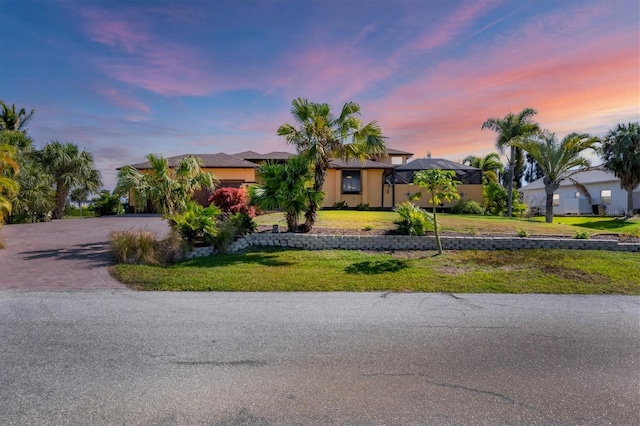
[[571, 218, 636, 231], [345, 259, 409, 275], [20, 241, 112, 268], [181, 248, 294, 268]]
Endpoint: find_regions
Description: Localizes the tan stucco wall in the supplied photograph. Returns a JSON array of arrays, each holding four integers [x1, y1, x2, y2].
[[390, 183, 483, 209], [202, 168, 256, 185], [321, 169, 387, 208]]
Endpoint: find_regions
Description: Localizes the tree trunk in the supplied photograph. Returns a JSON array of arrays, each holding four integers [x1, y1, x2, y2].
[[53, 183, 69, 220], [506, 146, 515, 217], [627, 187, 634, 216], [432, 190, 442, 255], [286, 211, 297, 233], [303, 165, 327, 231], [545, 191, 554, 223]]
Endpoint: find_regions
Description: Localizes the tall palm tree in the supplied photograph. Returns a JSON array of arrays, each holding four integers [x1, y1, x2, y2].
[[482, 108, 540, 216], [511, 131, 599, 223], [115, 154, 216, 216], [600, 122, 640, 214], [0, 143, 20, 221], [0, 101, 35, 133], [462, 152, 504, 183], [277, 98, 387, 231], [249, 155, 324, 232], [38, 141, 103, 219]]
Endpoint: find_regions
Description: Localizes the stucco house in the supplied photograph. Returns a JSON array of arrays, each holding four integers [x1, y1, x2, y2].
[[520, 169, 640, 215], [122, 148, 483, 212]]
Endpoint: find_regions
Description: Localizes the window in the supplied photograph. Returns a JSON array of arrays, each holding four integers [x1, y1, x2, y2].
[[341, 170, 361, 194], [391, 156, 403, 165], [575, 192, 580, 198], [553, 193, 560, 206], [601, 189, 611, 205]]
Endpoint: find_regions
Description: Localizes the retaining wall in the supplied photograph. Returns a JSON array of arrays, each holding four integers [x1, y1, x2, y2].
[[225, 233, 639, 253]]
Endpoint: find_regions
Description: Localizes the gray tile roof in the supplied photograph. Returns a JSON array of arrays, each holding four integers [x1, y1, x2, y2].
[[128, 153, 257, 169]]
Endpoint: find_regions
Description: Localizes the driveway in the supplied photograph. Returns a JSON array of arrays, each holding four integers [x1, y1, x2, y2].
[[0, 215, 169, 290]]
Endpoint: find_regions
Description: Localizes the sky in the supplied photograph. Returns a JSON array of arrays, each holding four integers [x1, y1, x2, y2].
[[1, 0, 639, 190]]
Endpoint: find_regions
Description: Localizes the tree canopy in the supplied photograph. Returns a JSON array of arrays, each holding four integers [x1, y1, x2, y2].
[[277, 98, 387, 231], [600, 122, 640, 214]]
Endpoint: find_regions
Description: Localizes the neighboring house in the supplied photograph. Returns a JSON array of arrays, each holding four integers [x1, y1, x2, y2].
[[520, 169, 640, 215], [121, 148, 483, 211]]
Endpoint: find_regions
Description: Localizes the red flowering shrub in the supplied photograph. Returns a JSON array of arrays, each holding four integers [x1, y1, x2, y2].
[[208, 187, 256, 218]]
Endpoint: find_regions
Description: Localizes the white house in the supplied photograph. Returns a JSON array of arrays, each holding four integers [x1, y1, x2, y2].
[[520, 169, 640, 215]]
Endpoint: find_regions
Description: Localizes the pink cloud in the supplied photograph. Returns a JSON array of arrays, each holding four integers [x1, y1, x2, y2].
[[367, 19, 639, 161], [80, 8, 149, 53], [97, 87, 151, 114], [415, 0, 501, 51]]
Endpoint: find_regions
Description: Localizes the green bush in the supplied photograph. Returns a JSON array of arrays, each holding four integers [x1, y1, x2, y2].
[[167, 201, 221, 245], [89, 190, 123, 216], [363, 224, 374, 231], [393, 202, 434, 236], [574, 230, 590, 239], [451, 200, 485, 215], [518, 229, 530, 238], [356, 202, 370, 211], [228, 212, 257, 237], [333, 200, 349, 210]]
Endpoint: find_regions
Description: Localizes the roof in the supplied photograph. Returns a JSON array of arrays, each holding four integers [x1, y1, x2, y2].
[[396, 158, 481, 171], [386, 148, 414, 156], [128, 153, 257, 169], [521, 168, 621, 191], [236, 151, 294, 161], [329, 159, 396, 170]]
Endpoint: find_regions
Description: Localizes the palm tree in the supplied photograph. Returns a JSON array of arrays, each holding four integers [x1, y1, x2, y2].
[[9, 159, 54, 223], [38, 141, 103, 219], [249, 156, 324, 232], [115, 154, 216, 216], [600, 122, 640, 214], [462, 152, 504, 183], [0, 143, 20, 221], [0, 101, 35, 133], [482, 108, 540, 216], [277, 98, 387, 231], [511, 131, 599, 223]]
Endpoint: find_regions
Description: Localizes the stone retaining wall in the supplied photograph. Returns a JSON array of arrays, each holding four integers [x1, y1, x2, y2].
[[226, 233, 640, 253]]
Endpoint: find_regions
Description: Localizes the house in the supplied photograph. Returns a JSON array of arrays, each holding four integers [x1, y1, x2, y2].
[[520, 169, 640, 215], [121, 148, 483, 212]]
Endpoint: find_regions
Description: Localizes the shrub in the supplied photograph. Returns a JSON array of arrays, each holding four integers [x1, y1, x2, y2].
[[356, 202, 370, 211], [208, 187, 255, 218], [333, 200, 349, 210], [517, 229, 530, 238], [451, 200, 485, 215], [167, 201, 221, 245], [574, 230, 590, 239], [393, 202, 434, 236], [109, 228, 160, 265], [228, 212, 257, 237], [90, 190, 122, 216], [363, 224, 374, 231]]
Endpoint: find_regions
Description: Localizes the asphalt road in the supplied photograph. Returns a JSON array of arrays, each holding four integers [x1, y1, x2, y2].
[[1, 291, 638, 425]]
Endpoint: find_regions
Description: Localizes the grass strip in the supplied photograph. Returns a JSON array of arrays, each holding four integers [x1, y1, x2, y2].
[[111, 248, 640, 294]]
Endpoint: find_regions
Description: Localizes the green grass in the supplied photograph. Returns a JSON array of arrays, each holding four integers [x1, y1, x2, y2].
[[255, 211, 639, 236], [532, 215, 640, 234], [111, 248, 640, 294]]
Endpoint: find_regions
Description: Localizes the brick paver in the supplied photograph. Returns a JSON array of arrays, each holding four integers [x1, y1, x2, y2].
[[0, 216, 169, 290]]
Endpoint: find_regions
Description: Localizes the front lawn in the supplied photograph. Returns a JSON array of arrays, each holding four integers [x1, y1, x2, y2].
[[111, 248, 640, 294], [254, 210, 639, 236]]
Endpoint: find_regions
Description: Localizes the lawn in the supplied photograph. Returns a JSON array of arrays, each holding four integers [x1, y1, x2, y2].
[[255, 210, 640, 236], [111, 248, 640, 294], [111, 211, 639, 294]]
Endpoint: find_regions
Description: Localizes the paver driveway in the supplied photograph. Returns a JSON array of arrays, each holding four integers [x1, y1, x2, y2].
[[0, 216, 169, 290]]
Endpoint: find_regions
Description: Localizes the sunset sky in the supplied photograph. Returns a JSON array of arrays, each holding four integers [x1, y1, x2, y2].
[[2, 0, 638, 189]]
